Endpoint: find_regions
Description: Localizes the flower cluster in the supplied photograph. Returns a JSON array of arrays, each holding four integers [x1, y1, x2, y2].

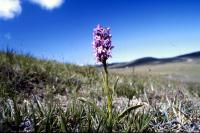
[[92, 24, 114, 63]]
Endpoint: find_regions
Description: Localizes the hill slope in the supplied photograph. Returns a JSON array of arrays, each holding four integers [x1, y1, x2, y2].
[[108, 51, 200, 68], [0, 50, 99, 97]]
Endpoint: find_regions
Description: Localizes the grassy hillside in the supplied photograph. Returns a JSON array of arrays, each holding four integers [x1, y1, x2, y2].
[[0, 50, 200, 132], [0, 50, 100, 96], [110, 62, 200, 83], [108, 51, 200, 69]]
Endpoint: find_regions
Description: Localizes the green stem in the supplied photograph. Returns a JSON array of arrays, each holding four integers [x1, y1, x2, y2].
[[103, 60, 112, 131]]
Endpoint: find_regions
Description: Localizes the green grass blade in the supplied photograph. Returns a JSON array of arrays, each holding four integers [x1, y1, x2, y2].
[[112, 76, 119, 94], [33, 95, 44, 117], [117, 105, 143, 121], [30, 103, 38, 133], [12, 98, 21, 133], [78, 97, 106, 119], [59, 112, 67, 133]]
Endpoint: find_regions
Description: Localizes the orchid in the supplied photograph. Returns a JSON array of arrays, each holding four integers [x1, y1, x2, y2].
[[92, 24, 114, 131], [92, 24, 114, 63]]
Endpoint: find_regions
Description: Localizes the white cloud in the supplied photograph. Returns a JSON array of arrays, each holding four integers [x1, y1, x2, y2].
[[0, 0, 22, 19], [29, 0, 64, 10], [0, 0, 64, 20]]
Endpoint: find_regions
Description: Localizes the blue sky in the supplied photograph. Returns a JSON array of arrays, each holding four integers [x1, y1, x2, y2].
[[0, 0, 200, 65]]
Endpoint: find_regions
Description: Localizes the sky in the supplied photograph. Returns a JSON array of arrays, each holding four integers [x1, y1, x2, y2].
[[0, 0, 200, 65]]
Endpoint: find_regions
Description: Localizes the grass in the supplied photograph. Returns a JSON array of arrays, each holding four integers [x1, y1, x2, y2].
[[110, 62, 200, 83], [0, 49, 200, 132]]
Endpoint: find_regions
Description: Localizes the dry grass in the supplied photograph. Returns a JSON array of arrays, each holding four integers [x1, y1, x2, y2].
[[110, 62, 200, 83], [0, 50, 200, 132]]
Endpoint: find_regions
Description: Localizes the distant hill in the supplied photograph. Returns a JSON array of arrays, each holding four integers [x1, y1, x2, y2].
[[107, 51, 200, 68]]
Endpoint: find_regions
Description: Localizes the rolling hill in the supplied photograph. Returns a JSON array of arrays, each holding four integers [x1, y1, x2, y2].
[[108, 51, 200, 69]]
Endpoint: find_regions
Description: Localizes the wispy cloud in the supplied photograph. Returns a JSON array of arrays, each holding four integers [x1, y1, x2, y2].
[[28, 0, 64, 10], [4, 33, 11, 40], [0, 0, 64, 20], [0, 0, 22, 20]]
